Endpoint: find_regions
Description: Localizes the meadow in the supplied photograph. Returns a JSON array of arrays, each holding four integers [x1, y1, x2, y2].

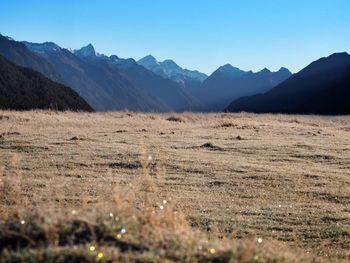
[[0, 111, 349, 262]]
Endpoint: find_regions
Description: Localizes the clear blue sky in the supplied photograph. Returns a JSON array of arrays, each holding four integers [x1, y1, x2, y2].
[[0, 0, 349, 74]]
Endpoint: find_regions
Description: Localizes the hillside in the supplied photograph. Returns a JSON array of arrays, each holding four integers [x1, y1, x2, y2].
[[0, 55, 93, 111], [0, 34, 61, 82], [226, 52, 350, 114]]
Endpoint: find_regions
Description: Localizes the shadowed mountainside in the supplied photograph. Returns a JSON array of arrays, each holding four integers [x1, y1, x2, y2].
[[24, 42, 160, 111], [226, 52, 350, 115], [0, 35, 202, 112], [0, 54, 93, 111]]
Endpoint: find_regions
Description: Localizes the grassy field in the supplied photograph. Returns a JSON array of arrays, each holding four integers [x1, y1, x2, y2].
[[0, 110, 349, 262]]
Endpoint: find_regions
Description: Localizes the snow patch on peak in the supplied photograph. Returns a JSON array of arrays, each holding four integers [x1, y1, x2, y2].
[[138, 55, 208, 82]]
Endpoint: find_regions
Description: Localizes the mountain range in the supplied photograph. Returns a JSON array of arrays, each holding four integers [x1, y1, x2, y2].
[[0, 34, 293, 112], [137, 55, 293, 111], [191, 65, 292, 111], [0, 54, 92, 111], [226, 52, 350, 115], [0, 33, 349, 114], [23, 40, 201, 111]]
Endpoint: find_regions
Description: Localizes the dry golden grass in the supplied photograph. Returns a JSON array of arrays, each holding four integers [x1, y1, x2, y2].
[[0, 110, 349, 262]]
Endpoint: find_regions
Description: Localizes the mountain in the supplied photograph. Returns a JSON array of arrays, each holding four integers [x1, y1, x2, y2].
[[138, 55, 208, 83], [0, 34, 61, 82], [0, 34, 293, 113], [73, 43, 97, 57], [73, 47, 203, 111], [0, 54, 92, 111], [226, 53, 350, 115], [195, 64, 292, 111], [24, 42, 162, 111], [17, 40, 201, 111], [0, 35, 201, 111]]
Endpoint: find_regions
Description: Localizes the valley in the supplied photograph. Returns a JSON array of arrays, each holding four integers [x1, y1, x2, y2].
[[0, 111, 349, 261]]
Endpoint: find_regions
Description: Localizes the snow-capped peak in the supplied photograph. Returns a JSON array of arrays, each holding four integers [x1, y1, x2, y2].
[[23, 41, 61, 53]]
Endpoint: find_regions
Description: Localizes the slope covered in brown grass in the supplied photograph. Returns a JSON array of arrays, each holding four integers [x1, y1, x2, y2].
[[0, 111, 349, 262]]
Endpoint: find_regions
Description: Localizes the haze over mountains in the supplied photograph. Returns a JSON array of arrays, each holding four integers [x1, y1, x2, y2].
[[0, 34, 293, 112], [0, 33, 349, 114], [192, 65, 292, 111], [23, 40, 200, 111], [137, 55, 293, 111]]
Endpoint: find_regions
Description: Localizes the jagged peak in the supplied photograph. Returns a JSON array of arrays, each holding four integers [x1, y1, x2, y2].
[[74, 43, 96, 57]]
